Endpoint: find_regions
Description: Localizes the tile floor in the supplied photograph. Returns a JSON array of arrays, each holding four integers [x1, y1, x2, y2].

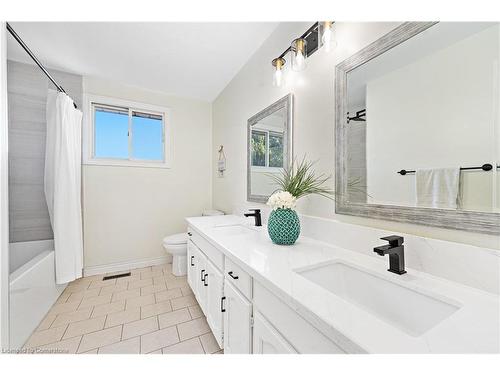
[[23, 263, 223, 354]]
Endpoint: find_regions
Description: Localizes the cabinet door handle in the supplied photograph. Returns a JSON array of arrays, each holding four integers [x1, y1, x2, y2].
[[204, 274, 208, 287], [228, 271, 239, 280], [200, 269, 205, 281], [221, 296, 226, 312], [190, 256, 195, 267], [188, 232, 192, 236]]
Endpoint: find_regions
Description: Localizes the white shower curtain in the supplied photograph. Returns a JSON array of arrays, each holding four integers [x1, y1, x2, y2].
[[45, 90, 83, 284]]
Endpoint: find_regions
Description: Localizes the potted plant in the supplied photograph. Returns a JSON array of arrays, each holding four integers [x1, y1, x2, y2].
[[265, 158, 335, 245]]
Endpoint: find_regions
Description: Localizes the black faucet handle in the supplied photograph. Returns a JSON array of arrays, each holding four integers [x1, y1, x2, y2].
[[244, 208, 262, 227], [380, 235, 404, 247]]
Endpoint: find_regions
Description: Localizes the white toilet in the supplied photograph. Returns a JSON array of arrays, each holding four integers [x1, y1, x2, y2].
[[162, 209, 224, 276]]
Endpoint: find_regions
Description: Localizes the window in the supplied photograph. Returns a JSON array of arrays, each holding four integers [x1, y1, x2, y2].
[[250, 129, 284, 169], [84, 95, 170, 168], [131, 111, 164, 161], [94, 106, 129, 159], [251, 130, 267, 167], [268, 133, 284, 168]]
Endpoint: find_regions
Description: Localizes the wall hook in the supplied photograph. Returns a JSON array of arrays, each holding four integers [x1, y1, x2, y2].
[[218, 145, 226, 177]]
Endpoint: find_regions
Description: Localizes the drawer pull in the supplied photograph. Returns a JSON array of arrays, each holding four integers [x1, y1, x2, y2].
[[221, 296, 226, 312], [190, 256, 195, 266], [188, 232, 192, 236], [204, 274, 208, 286], [200, 269, 205, 281], [228, 271, 239, 280]]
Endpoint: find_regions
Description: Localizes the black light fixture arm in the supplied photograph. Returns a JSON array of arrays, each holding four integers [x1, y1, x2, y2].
[[6, 22, 77, 109], [275, 21, 335, 61], [276, 22, 322, 60]]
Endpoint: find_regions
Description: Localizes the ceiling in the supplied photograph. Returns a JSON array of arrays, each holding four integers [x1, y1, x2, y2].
[[7, 22, 279, 101]]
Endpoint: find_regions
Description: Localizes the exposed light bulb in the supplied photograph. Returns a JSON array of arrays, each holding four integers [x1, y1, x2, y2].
[[272, 57, 285, 87], [291, 38, 307, 71], [273, 68, 282, 87], [321, 21, 337, 53], [295, 51, 305, 70], [322, 24, 332, 52]]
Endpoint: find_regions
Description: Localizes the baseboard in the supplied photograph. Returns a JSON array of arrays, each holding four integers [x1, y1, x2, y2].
[[83, 255, 172, 277]]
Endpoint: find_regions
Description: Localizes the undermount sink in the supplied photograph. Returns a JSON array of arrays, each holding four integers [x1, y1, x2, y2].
[[296, 261, 460, 337], [212, 224, 257, 236]]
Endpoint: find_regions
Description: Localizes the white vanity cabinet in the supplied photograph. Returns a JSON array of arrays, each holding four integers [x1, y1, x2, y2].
[[253, 281, 346, 354], [186, 240, 198, 293], [222, 278, 252, 353], [204, 258, 224, 347], [187, 225, 348, 355], [224, 257, 252, 299], [222, 257, 253, 353], [187, 229, 223, 348], [252, 311, 297, 354], [192, 244, 208, 314]]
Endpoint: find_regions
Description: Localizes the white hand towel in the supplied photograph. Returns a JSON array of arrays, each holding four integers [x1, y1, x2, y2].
[[415, 168, 461, 209]]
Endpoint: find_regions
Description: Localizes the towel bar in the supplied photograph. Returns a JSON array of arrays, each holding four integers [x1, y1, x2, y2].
[[397, 163, 498, 175]]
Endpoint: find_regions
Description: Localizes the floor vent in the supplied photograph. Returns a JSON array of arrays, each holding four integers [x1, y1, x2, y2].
[[102, 272, 131, 281]]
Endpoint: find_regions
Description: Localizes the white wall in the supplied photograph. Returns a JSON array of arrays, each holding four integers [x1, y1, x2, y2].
[[250, 169, 281, 196], [366, 25, 499, 210], [82, 77, 212, 270], [212, 22, 500, 250]]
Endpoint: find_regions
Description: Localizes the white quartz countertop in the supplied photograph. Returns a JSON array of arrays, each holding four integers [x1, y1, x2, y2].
[[186, 215, 499, 353]]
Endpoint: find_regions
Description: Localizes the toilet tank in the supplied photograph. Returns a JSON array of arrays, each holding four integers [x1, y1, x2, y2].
[[202, 209, 224, 216]]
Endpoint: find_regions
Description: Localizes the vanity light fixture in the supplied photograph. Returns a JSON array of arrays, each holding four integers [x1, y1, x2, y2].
[[272, 57, 286, 87], [270, 21, 334, 85], [291, 38, 307, 71], [319, 21, 337, 52]]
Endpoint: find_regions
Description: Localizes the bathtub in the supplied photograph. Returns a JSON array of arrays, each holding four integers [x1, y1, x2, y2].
[[9, 240, 66, 349]]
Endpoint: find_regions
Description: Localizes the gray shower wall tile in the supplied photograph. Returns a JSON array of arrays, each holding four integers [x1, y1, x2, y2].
[[9, 183, 48, 209], [8, 91, 46, 117], [7, 60, 82, 243], [8, 129, 47, 158], [9, 207, 54, 242], [7, 60, 49, 97], [346, 120, 367, 204], [10, 213, 53, 233], [8, 157, 45, 185], [10, 228, 54, 243]]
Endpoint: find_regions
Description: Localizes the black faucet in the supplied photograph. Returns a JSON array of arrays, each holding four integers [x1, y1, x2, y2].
[[244, 209, 262, 227], [373, 235, 406, 275]]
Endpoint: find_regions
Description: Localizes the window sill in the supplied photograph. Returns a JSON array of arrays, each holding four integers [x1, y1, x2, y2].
[[83, 158, 171, 169], [251, 166, 284, 173]]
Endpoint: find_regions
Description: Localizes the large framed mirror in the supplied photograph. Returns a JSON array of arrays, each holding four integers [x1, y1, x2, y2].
[[247, 94, 293, 203], [335, 22, 500, 234]]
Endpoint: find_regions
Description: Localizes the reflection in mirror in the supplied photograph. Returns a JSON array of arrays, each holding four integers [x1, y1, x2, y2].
[[250, 109, 285, 195], [248, 95, 292, 202], [345, 22, 500, 213]]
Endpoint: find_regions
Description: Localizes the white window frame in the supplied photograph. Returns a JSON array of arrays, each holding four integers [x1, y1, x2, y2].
[[83, 94, 172, 168], [250, 128, 284, 172]]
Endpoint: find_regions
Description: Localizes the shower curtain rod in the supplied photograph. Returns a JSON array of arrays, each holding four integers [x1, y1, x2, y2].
[[6, 22, 77, 109]]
